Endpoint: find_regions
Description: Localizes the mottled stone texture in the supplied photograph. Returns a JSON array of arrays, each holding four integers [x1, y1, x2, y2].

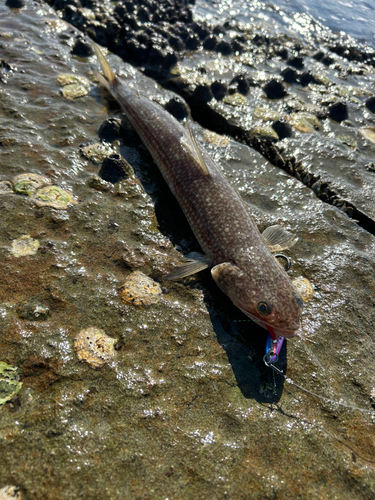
[[0, 2, 374, 500]]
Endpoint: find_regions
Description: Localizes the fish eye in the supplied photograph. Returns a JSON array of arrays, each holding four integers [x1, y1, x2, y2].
[[257, 301, 272, 316]]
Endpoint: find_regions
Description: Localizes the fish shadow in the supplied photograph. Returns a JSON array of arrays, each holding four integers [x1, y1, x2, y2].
[[205, 285, 287, 402]]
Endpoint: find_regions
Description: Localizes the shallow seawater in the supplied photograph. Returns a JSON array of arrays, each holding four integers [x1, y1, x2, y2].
[[0, 1, 375, 500], [199, 0, 375, 47]]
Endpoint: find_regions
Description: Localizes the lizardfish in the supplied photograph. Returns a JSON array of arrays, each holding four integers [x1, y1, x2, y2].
[[93, 44, 303, 339]]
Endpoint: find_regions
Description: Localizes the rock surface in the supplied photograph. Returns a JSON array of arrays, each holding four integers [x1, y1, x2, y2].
[[0, 1, 374, 500]]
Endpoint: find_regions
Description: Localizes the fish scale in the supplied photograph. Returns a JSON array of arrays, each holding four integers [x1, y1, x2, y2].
[[93, 44, 303, 338]]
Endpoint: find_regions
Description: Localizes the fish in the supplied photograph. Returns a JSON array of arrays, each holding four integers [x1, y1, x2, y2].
[[93, 44, 303, 339]]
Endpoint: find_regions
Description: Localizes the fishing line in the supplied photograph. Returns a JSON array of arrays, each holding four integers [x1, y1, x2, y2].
[[263, 357, 374, 414], [234, 319, 373, 413]]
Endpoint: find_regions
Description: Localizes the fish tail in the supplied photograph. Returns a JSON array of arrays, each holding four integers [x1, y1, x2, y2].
[[92, 42, 116, 89]]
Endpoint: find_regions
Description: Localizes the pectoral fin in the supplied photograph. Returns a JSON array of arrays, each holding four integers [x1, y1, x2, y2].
[[166, 252, 212, 280], [181, 122, 210, 176], [261, 225, 297, 252], [211, 262, 243, 295]]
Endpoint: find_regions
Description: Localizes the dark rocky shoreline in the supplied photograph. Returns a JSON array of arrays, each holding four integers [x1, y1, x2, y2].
[[40, 0, 375, 237]]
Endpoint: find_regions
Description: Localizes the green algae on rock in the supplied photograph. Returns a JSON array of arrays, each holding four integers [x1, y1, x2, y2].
[[12, 173, 50, 196], [74, 327, 117, 368], [0, 362, 22, 405], [34, 185, 76, 209], [57, 73, 91, 100], [11, 235, 40, 257], [61, 83, 90, 100], [287, 112, 321, 133], [223, 92, 248, 106], [56, 74, 90, 87], [118, 271, 162, 307]]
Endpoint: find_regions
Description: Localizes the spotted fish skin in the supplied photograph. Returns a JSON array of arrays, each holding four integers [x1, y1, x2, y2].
[[94, 46, 303, 337]]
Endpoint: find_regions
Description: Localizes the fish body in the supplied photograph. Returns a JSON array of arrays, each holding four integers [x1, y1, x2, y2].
[[94, 45, 303, 338]]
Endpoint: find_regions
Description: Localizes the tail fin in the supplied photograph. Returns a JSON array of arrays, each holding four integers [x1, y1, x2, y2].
[[92, 42, 116, 90]]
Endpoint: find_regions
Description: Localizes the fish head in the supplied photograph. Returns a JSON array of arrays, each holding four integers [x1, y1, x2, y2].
[[211, 261, 303, 338]]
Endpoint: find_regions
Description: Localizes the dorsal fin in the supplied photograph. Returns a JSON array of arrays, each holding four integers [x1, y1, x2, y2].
[[92, 42, 116, 88], [181, 122, 210, 176]]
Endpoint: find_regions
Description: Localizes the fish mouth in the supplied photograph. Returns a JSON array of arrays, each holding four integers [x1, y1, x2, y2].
[[239, 309, 299, 338], [267, 326, 297, 339]]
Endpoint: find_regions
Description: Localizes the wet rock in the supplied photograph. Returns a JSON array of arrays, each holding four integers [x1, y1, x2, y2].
[[17, 301, 50, 321], [213, 25, 226, 36], [210, 80, 227, 101], [253, 107, 281, 122], [272, 120, 293, 140], [0, 59, 12, 83], [57, 73, 91, 99], [137, 6, 150, 23], [98, 118, 122, 143], [299, 71, 320, 86], [231, 39, 244, 54], [74, 327, 117, 368], [365, 96, 375, 113], [313, 51, 324, 61], [263, 79, 287, 99], [0, 362, 22, 405], [274, 46, 288, 59], [292, 277, 314, 301], [12, 173, 50, 196], [229, 74, 250, 95], [250, 125, 279, 142], [11, 235, 40, 257], [164, 97, 189, 121], [202, 130, 229, 147], [56, 73, 89, 86], [0, 181, 13, 194], [252, 33, 268, 46], [71, 38, 94, 57], [203, 35, 217, 50], [287, 112, 320, 132], [87, 175, 113, 192], [99, 154, 134, 183], [287, 55, 304, 69], [215, 40, 232, 56], [192, 84, 213, 103], [223, 92, 248, 106], [360, 127, 375, 144], [35, 186, 76, 209], [5, 0, 25, 8], [61, 83, 90, 99], [321, 54, 334, 66], [168, 35, 184, 52], [185, 33, 200, 50], [118, 271, 162, 307], [192, 22, 210, 41], [80, 141, 117, 163], [281, 67, 298, 84], [328, 101, 348, 122]]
